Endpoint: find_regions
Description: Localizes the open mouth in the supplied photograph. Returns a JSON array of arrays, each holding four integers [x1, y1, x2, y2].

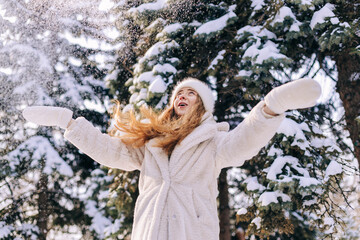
[[178, 102, 188, 107]]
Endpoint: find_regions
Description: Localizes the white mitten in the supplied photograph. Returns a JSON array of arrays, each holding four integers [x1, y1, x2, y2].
[[23, 106, 73, 129], [264, 78, 322, 114]]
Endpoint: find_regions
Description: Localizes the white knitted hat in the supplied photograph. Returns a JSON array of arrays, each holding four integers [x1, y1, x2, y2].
[[170, 78, 214, 113]]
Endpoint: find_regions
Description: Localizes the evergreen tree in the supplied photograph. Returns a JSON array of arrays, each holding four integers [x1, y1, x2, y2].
[[232, 0, 359, 238], [0, 0, 119, 238], [106, 0, 354, 239]]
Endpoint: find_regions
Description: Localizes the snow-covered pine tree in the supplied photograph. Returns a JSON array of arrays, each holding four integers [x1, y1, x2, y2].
[[309, 0, 360, 167], [106, 0, 353, 239], [233, 117, 345, 239], [0, 0, 120, 238], [305, 0, 360, 237], [232, 0, 357, 238]]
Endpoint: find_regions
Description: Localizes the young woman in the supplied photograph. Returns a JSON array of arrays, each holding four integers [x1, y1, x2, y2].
[[23, 77, 321, 240]]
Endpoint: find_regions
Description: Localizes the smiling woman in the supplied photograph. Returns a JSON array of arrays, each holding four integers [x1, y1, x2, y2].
[[22, 77, 321, 240]]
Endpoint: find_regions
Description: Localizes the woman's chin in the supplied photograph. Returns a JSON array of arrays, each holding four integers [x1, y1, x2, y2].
[[175, 108, 188, 116]]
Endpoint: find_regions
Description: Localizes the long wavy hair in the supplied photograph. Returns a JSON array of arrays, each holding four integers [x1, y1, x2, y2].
[[110, 96, 206, 155]]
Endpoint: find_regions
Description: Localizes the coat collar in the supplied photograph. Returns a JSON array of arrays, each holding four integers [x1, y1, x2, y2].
[[171, 112, 217, 156]]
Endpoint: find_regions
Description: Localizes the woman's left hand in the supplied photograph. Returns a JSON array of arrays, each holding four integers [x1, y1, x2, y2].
[[264, 78, 322, 115]]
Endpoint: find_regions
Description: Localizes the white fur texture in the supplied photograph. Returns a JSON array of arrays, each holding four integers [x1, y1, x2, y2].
[[171, 78, 214, 113], [64, 101, 284, 240]]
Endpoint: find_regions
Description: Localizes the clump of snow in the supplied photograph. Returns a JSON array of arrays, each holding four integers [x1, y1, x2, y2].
[[237, 208, 248, 215], [236, 69, 252, 77], [299, 176, 321, 187], [267, 156, 321, 187], [271, 6, 301, 32], [303, 199, 317, 206], [129, 92, 139, 104], [129, 41, 179, 108], [194, 11, 237, 35], [258, 190, 291, 206], [0, 222, 13, 238], [244, 176, 266, 191], [142, 41, 179, 61], [162, 23, 183, 33], [323, 217, 335, 234], [91, 168, 107, 177], [267, 145, 283, 157], [130, 88, 148, 104], [146, 18, 166, 31], [104, 218, 123, 236], [131, 62, 177, 102], [189, 20, 201, 27], [277, 118, 310, 150], [149, 76, 167, 93], [266, 156, 293, 178], [99, 0, 114, 11], [251, 0, 264, 11], [350, 72, 360, 81], [311, 125, 323, 134], [251, 217, 262, 229], [310, 3, 349, 29], [153, 63, 177, 74], [156, 23, 183, 38], [68, 56, 82, 67], [324, 160, 342, 180], [85, 200, 112, 238], [311, 137, 341, 152], [243, 39, 288, 64], [208, 50, 226, 70], [17, 223, 39, 236], [135, 71, 155, 84], [310, 4, 335, 29], [58, 76, 93, 105], [128, 0, 168, 13], [104, 69, 120, 82], [236, 25, 277, 39], [155, 93, 169, 109], [300, 0, 312, 5]]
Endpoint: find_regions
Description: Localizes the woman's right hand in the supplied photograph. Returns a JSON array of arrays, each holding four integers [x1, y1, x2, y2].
[[23, 106, 73, 129]]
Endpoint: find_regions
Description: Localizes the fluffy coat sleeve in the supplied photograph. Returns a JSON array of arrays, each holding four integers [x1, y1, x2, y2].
[[64, 117, 144, 171], [215, 101, 285, 169]]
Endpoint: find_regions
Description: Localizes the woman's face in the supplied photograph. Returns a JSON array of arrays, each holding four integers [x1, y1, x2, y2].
[[173, 87, 199, 116]]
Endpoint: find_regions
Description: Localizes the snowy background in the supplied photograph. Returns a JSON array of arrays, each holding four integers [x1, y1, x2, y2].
[[1, 0, 359, 239]]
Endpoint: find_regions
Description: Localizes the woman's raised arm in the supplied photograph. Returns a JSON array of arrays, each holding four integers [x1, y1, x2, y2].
[[23, 106, 144, 171], [215, 101, 285, 169], [215, 78, 321, 169]]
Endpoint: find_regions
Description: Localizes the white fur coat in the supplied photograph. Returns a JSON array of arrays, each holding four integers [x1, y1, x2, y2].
[[64, 101, 284, 240]]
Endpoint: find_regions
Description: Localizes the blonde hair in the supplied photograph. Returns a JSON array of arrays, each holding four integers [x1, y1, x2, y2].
[[110, 97, 206, 155]]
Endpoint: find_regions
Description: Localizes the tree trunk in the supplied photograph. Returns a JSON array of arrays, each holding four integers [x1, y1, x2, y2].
[[218, 168, 231, 240], [37, 173, 49, 240], [335, 53, 360, 167]]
